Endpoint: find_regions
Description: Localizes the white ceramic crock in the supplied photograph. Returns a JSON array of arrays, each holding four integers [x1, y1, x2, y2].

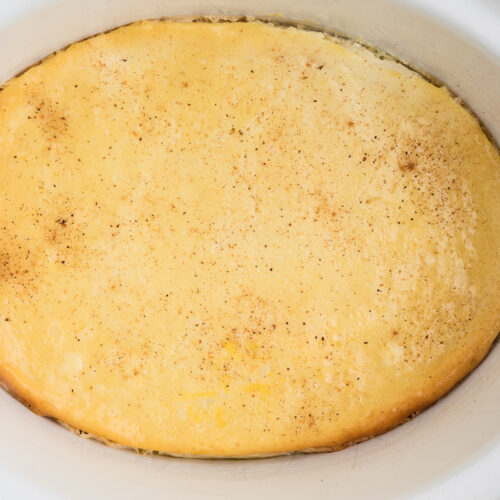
[[0, 1, 498, 498]]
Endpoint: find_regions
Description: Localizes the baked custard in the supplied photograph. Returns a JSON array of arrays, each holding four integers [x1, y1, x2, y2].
[[0, 20, 498, 457]]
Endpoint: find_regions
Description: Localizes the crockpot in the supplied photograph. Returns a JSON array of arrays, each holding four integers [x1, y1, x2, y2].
[[0, 0, 498, 498]]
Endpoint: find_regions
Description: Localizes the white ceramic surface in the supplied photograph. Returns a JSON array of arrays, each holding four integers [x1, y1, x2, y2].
[[0, 1, 498, 498]]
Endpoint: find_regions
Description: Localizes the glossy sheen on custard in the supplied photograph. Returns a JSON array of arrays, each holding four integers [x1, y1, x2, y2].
[[0, 21, 498, 457]]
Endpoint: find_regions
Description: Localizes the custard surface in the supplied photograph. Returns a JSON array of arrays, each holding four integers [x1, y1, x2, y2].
[[0, 21, 499, 456]]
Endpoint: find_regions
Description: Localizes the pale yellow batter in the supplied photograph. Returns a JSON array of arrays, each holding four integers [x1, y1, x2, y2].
[[0, 20, 498, 457]]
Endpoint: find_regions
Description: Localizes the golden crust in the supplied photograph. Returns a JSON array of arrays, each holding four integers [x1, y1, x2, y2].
[[0, 20, 498, 457], [0, 334, 495, 458]]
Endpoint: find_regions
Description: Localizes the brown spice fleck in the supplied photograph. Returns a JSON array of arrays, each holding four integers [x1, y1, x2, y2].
[[400, 161, 416, 172]]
